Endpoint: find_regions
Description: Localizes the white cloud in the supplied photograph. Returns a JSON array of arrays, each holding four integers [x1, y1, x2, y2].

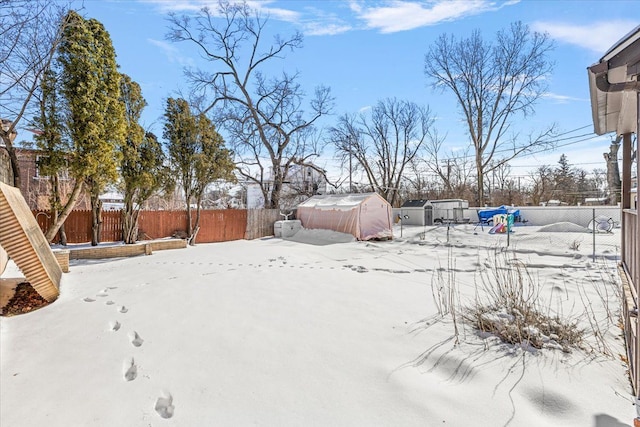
[[147, 38, 195, 67], [304, 22, 352, 36], [531, 20, 638, 53], [140, 0, 213, 13], [542, 92, 587, 104], [351, 0, 518, 33], [141, 0, 300, 21]]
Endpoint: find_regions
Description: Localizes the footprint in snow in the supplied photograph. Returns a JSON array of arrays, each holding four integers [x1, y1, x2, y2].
[[83, 297, 95, 303], [154, 393, 175, 419], [110, 321, 121, 331], [123, 358, 137, 381], [130, 331, 144, 347], [118, 306, 128, 313], [105, 301, 115, 306]]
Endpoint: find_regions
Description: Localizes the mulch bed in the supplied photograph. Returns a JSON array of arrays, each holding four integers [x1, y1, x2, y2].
[[1, 282, 50, 317]]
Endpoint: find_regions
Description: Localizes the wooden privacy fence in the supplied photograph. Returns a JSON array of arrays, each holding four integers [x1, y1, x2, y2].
[[32, 209, 277, 244]]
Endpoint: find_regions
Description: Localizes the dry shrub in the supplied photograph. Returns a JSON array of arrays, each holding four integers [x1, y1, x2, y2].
[[464, 250, 583, 352], [430, 245, 461, 343]]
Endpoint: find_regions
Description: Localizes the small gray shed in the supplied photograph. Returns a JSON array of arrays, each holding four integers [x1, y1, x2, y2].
[[400, 199, 433, 226]]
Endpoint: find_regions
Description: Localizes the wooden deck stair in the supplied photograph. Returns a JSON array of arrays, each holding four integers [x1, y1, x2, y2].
[[0, 182, 60, 302]]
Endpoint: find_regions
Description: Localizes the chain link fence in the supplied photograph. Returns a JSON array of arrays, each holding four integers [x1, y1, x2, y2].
[[394, 206, 622, 262]]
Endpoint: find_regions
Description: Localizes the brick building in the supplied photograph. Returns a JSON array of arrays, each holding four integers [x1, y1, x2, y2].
[[0, 145, 89, 210]]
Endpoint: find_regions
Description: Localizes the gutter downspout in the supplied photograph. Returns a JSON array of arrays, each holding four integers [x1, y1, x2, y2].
[[589, 61, 640, 93]]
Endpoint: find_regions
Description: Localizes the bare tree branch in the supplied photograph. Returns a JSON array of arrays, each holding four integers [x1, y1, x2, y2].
[[167, 1, 332, 208], [424, 21, 555, 205]]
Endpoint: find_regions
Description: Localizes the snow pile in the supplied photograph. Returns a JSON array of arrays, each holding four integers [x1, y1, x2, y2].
[[537, 222, 590, 233], [282, 227, 356, 245]]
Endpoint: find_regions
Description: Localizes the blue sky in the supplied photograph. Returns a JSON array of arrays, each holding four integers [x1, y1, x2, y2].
[[75, 0, 640, 181]]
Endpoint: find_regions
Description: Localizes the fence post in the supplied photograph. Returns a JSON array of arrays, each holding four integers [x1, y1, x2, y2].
[[592, 208, 596, 262]]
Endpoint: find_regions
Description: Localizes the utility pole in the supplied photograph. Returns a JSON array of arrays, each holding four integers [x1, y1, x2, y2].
[[348, 136, 352, 193]]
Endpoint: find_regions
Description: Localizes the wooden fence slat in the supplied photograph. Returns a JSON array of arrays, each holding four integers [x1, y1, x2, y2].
[[31, 209, 279, 244]]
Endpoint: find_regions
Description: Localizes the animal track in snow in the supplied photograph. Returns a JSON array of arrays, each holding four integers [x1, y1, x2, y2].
[[105, 301, 115, 305], [154, 393, 175, 419], [83, 297, 95, 303], [344, 265, 369, 273], [124, 358, 137, 381], [118, 306, 128, 313], [110, 321, 121, 331], [130, 331, 144, 347]]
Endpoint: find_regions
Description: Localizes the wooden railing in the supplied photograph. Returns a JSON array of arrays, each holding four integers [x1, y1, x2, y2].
[[623, 209, 638, 289], [621, 209, 639, 393]]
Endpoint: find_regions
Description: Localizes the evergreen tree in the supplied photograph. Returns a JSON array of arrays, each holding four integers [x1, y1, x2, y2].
[[553, 154, 577, 204], [191, 114, 236, 243], [119, 74, 168, 244], [56, 10, 126, 245], [163, 98, 235, 244], [33, 68, 69, 244]]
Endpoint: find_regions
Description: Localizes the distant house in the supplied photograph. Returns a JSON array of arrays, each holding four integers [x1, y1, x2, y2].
[[246, 163, 328, 209], [587, 25, 640, 400], [0, 145, 89, 210], [100, 191, 125, 211]]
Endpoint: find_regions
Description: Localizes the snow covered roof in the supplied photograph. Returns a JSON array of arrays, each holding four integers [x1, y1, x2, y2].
[[297, 192, 384, 210]]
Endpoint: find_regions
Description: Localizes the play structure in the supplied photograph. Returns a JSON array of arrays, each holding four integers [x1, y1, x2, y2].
[[477, 205, 521, 225], [0, 182, 61, 302]]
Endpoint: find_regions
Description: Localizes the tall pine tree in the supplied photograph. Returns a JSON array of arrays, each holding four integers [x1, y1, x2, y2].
[[33, 68, 69, 244], [56, 10, 125, 245], [163, 98, 235, 244], [119, 73, 168, 244]]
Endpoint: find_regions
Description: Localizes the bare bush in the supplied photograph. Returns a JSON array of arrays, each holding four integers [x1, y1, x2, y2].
[[430, 246, 461, 343], [464, 250, 583, 352], [569, 239, 581, 251], [577, 257, 624, 356]]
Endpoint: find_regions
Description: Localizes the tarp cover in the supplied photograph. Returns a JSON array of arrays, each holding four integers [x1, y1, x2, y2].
[[296, 193, 393, 241]]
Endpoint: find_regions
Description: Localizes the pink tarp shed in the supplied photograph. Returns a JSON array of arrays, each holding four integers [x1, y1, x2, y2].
[[296, 193, 393, 241]]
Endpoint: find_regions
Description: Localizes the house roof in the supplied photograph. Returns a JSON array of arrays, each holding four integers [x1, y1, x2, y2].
[[401, 199, 430, 208], [587, 25, 640, 135]]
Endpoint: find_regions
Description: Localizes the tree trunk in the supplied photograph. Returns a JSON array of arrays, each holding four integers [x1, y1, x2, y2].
[[45, 180, 83, 242], [604, 138, 621, 205], [190, 197, 202, 246], [58, 223, 67, 246], [270, 178, 281, 209], [51, 174, 67, 245], [91, 194, 102, 246], [122, 207, 140, 244], [2, 135, 21, 189], [122, 194, 140, 244], [476, 160, 485, 207], [186, 200, 193, 237]]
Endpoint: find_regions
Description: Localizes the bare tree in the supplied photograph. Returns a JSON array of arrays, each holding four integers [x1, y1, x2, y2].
[[423, 133, 475, 199], [330, 98, 435, 207], [0, 0, 70, 188], [424, 21, 556, 206], [167, 1, 333, 209], [528, 165, 554, 206]]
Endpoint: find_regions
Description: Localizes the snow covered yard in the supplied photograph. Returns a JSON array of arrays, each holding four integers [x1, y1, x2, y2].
[[0, 223, 635, 426]]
